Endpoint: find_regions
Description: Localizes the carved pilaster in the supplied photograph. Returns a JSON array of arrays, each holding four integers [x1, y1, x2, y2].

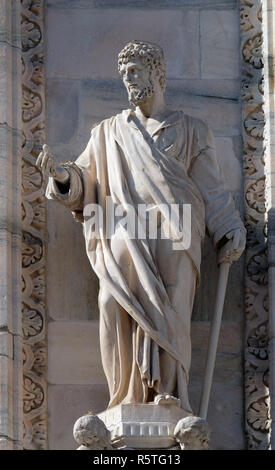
[[0, 0, 23, 450], [21, 0, 47, 450], [240, 0, 271, 449]]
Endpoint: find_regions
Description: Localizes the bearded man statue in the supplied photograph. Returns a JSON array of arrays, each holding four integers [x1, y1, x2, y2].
[[37, 40, 246, 414]]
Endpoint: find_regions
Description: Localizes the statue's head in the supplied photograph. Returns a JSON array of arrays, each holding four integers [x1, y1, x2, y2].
[[118, 40, 166, 106], [174, 416, 211, 450]]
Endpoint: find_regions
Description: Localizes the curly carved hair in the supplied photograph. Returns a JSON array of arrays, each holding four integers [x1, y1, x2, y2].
[[118, 40, 166, 91]]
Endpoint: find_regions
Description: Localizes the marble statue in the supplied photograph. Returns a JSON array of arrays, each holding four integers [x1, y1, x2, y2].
[[37, 40, 246, 415]]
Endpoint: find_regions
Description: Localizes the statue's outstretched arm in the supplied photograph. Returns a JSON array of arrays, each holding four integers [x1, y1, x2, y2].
[[36, 144, 84, 218]]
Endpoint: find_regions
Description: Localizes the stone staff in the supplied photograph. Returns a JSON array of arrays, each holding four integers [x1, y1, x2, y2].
[[199, 240, 235, 420]]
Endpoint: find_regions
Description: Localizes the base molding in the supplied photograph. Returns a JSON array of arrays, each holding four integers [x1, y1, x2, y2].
[[73, 403, 210, 450], [98, 403, 190, 449]]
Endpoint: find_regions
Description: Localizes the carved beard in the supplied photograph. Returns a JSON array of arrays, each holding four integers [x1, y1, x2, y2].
[[128, 79, 155, 107]]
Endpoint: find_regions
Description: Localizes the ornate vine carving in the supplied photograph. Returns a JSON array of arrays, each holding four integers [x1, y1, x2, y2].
[[21, 0, 47, 450], [242, 33, 264, 68], [240, 0, 271, 449]]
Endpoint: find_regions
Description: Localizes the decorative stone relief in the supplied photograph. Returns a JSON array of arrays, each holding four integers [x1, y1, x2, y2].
[[240, 0, 271, 449], [174, 416, 211, 450], [21, 0, 47, 450], [73, 414, 113, 450]]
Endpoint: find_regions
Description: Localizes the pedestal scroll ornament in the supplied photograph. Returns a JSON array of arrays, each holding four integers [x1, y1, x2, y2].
[[36, 40, 246, 449]]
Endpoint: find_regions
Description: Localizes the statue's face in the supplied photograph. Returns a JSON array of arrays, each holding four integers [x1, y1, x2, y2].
[[120, 57, 155, 106]]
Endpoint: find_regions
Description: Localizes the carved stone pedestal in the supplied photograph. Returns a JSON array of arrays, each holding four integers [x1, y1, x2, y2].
[[73, 403, 211, 450], [98, 403, 191, 449]]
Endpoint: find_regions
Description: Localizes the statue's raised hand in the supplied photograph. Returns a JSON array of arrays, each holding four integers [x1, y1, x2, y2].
[[36, 144, 69, 184]]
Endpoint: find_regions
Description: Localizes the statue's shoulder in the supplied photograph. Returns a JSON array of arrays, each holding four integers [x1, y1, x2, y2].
[[179, 111, 210, 133], [90, 111, 127, 135], [90, 115, 116, 132], [179, 112, 216, 152]]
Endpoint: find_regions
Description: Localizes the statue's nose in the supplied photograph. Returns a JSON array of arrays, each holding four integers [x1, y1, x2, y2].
[[125, 71, 132, 82]]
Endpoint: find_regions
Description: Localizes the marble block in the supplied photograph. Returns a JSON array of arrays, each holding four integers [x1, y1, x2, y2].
[[98, 403, 191, 449]]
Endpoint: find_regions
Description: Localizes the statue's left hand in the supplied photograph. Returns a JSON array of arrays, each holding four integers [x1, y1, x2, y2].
[[219, 228, 246, 264]]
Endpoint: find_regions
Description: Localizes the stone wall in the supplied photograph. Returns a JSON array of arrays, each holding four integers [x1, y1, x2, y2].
[[0, 0, 23, 450], [45, 0, 245, 449]]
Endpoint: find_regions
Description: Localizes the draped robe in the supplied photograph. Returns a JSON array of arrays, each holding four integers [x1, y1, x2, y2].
[[46, 109, 244, 412]]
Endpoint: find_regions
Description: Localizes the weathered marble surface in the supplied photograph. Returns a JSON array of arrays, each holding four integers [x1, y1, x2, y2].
[[47, 1, 237, 11], [46, 9, 200, 80], [47, 210, 99, 321], [200, 10, 240, 79], [189, 321, 244, 449], [48, 384, 109, 450], [48, 321, 105, 385]]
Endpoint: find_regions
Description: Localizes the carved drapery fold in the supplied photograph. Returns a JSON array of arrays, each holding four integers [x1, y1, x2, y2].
[[240, 0, 271, 449], [21, 0, 47, 450]]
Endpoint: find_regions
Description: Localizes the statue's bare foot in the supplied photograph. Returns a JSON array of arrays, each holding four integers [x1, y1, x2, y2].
[[154, 393, 181, 407]]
